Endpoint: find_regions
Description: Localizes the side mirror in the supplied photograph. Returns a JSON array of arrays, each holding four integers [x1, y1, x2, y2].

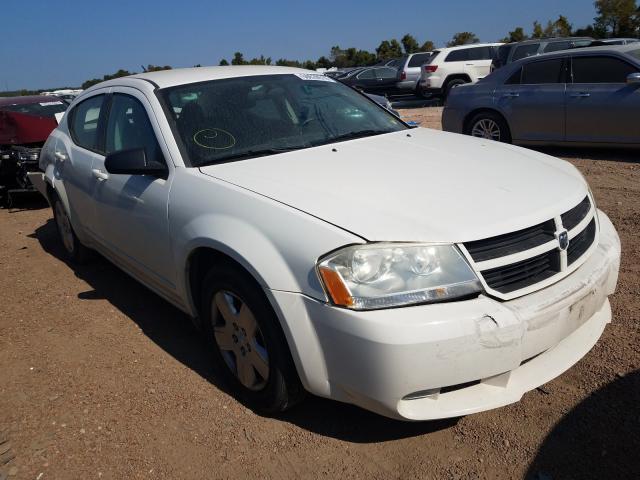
[[104, 148, 167, 177], [627, 72, 640, 85]]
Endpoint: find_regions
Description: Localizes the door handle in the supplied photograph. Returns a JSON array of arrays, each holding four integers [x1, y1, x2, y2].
[[570, 92, 591, 98], [92, 169, 109, 181], [54, 151, 68, 162], [503, 92, 520, 98]]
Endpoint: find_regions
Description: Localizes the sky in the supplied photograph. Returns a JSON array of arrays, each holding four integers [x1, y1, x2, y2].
[[1, 0, 596, 91]]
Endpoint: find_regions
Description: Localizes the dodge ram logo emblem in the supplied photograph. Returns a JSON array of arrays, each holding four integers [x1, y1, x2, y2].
[[557, 230, 569, 251]]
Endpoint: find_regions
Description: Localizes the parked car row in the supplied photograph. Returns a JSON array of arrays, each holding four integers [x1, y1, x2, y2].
[[0, 95, 68, 206]]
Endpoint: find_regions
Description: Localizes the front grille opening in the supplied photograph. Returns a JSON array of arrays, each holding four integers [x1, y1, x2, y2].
[[440, 379, 481, 394], [464, 219, 556, 262], [568, 218, 596, 265], [561, 196, 591, 231], [482, 250, 560, 294]]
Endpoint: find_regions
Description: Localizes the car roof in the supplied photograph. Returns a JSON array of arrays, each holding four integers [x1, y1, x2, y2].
[[502, 37, 593, 48], [435, 43, 503, 52], [0, 95, 62, 107], [526, 43, 640, 60], [94, 65, 316, 90]]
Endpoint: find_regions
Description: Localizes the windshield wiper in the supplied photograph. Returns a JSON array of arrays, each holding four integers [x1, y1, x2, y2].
[[312, 129, 393, 147], [198, 146, 307, 166]]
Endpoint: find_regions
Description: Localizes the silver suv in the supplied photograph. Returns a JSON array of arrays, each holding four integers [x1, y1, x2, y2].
[[385, 52, 433, 93], [491, 37, 593, 72]]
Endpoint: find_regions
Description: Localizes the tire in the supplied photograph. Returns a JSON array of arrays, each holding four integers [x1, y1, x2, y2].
[[443, 78, 468, 99], [465, 111, 512, 143], [200, 262, 305, 414], [51, 192, 91, 263]]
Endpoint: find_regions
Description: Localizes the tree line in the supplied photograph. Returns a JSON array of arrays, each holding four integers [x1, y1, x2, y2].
[[3, 0, 638, 95]]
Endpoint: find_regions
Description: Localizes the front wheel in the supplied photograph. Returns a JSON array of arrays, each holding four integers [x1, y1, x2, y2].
[[466, 112, 512, 143], [201, 263, 305, 413]]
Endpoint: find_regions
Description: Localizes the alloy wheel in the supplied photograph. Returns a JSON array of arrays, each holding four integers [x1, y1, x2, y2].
[[471, 118, 501, 141], [211, 290, 269, 391]]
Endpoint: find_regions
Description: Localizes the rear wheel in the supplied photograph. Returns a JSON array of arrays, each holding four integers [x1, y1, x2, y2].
[[51, 193, 91, 263], [201, 263, 305, 413], [443, 78, 468, 99], [466, 111, 512, 143]]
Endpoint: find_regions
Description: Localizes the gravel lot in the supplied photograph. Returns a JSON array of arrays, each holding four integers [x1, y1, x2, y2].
[[1, 107, 638, 479]]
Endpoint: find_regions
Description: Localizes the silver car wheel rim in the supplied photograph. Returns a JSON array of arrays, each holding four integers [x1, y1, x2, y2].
[[471, 119, 501, 141], [211, 290, 269, 391], [55, 202, 75, 254]]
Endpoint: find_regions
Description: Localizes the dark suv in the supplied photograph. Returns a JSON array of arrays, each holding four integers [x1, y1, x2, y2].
[[491, 37, 593, 72]]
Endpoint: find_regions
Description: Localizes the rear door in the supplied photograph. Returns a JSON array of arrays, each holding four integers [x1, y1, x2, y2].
[[494, 57, 567, 142], [353, 68, 378, 92], [59, 91, 108, 236], [374, 67, 401, 94], [91, 88, 176, 292], [566, 55, 640, 143]]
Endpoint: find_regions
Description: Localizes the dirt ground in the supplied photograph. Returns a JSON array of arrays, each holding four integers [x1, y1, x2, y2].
[[1, 107, 638, 480]]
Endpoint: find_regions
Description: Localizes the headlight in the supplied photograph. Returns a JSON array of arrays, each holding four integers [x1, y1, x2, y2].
[[317, 243, 482, 310]]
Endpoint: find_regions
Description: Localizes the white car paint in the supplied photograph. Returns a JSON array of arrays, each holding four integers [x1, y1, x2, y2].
[[32, 66, 620, 420]]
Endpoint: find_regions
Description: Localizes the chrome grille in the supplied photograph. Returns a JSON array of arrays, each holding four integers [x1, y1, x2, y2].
[[462, 196, 597, 299]]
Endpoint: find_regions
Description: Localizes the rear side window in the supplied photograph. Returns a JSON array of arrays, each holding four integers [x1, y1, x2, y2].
[[445, 49, 470, 62], [69, 95, 104, 152], [356, 69, 375, 79], [521, 59, 565, 84], [572, 56, 637, 83], [376, 67, 398, 79], [408, 53, 432, 67], [543, 41, 571, 53], [512, 44, 539, 61]]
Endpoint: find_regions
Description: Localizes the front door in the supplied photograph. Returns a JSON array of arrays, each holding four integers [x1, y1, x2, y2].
[[91, 89, 176, 292], [566, 55, 640, 144]]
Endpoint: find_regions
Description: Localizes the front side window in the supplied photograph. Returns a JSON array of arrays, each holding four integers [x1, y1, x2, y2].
[[105, 94, 162, 163], [521, 59, 565, 84], [69, 95, 104, 152], [572, 56, 637, 83], [467, 47, 491, 60], [512, 44, 539, 61], [160, 74, 405, 167]]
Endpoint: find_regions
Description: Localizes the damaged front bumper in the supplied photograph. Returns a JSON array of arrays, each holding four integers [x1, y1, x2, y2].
[[270, 209, 621, 420]]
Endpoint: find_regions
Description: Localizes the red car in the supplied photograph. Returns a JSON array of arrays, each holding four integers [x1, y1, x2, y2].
[[0, 95, 68, 206]]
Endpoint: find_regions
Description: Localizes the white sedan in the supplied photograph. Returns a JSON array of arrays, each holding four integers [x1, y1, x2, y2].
[[30, 66, 620, 420]]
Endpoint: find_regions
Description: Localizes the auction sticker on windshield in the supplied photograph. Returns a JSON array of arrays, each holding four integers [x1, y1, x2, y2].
[[293, 73, 335, 82]]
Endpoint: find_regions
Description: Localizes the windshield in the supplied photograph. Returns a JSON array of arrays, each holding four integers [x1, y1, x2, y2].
[[0, 99, 67, 118], [160, 73, 406, 167]]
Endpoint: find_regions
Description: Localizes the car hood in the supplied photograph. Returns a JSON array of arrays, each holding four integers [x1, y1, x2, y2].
[[199, 128, 588, 243]]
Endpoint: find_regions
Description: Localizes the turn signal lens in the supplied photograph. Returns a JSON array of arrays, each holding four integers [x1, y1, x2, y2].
[[318, 266, 354, 307]]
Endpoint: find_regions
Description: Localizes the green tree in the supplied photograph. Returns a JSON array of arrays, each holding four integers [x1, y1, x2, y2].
[[375, 39, 403, 59], [447, 32, 479, 47], [316, 56, 332, 69], [505, 27, 528, 42], [594, 0, 638, 37], [552, 15, 573, 36], [219, 59, 229, 66], [231, 52, 245, 65], [401, 34, 420, 54], [144, 65, 172, 72], [420, 40, 435, 52], [532, 20, 544, 38]]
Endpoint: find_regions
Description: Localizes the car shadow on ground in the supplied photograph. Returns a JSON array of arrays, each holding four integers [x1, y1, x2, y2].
[[525, 370, 640, 479], [533, 146, 640, 164], [32, 218, 457, 443], [3, 194, 48, 212]]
